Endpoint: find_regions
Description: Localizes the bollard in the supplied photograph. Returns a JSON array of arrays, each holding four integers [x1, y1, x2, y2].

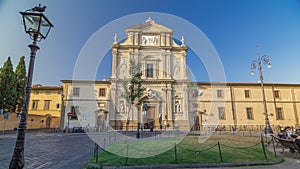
[[126, 143, 129, 165], [93, 142, 99, 163], [104, 138, 106, 149], [93, 142, 97, 157], [261, 134, 268, 161], [95, 145, 99, 163], [174, 143, 178, 164], [272, 136, 277, 157], [109, 134, 111, 145], [217, 142, 223, 162]]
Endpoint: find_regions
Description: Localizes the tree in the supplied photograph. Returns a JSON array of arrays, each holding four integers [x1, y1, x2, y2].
[[128, 59, 145, 106], [0, 57, 16, 114], [119, 59, 145, 137], [14, 56, 27, 113]]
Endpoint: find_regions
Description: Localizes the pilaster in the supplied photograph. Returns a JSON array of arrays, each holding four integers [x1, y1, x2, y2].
[[111, 48, 118, 78], [183, 85, 189, 120]]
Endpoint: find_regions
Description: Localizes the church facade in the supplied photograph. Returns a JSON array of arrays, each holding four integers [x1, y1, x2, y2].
[[61, 19, 300, 132]]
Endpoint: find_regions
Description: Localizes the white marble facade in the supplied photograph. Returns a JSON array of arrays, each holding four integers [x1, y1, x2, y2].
[[63, 18, 195, 130]]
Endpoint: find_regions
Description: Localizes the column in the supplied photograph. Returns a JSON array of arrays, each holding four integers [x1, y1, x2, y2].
[[162, 51, 167, 78], [110, 85, 117, 128], [134, 33, 139, 45], [166, 51, 170, 78], [129, 32, 134, 45], [167, 84, 173, 121], [161, 33, 166, 46], [156, 59, 159, 79], [111, 49, 118, 78], [166, 34, 170, 46], [182, 51, 187, 79], [161, 87, 167, 122], [183, 85, 189, 121], [142, 61, 146, 79], [292, 88, 299, 127]]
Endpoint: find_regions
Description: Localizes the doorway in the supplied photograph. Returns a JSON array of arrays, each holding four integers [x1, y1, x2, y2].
[[143, 106, 156, 129]]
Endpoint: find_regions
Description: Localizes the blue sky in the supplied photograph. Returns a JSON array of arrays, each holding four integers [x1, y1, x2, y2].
[[0, 0, 300, 85]]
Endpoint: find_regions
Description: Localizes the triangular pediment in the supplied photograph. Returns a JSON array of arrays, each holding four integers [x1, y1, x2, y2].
[[126, 18, 173, 34]]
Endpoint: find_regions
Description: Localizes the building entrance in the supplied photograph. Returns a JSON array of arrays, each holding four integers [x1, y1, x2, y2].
[[142, 105, 156, 129]]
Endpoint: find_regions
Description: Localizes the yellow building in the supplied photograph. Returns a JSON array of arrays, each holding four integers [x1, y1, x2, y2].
[[28, 84, 63, 128], [195, 82, 300, 131], [0, 85, 63, 131]]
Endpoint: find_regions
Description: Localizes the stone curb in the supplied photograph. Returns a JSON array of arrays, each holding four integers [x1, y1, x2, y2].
[[0, 132, 87, 140], [0, 134, 16, 140], [86, 156, 284, 169]]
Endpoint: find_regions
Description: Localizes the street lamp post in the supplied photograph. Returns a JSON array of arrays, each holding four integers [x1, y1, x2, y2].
[[10, 4, 53, 169], [60, 94, 65, 132], [136, 103, 141, 138], [250, 47, 273, 135]]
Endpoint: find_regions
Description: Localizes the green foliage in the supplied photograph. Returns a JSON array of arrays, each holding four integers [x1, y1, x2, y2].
[[0, 57, 17, 113], [128, 59, 145, 104], [119, 58, 145, 126], [120, 79, 130, 105], [15, 56, 27, 112], [120, 59, 145, 108], [0, 56, 26, 114]]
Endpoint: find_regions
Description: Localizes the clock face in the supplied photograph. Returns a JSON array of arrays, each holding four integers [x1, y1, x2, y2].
[[142, 35, 159, 46]]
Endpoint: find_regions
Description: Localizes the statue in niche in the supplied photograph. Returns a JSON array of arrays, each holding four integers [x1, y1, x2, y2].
[[173, 61, 180, 74], [175, 102, 181, 113], [142, 37, 148, 45], [120, 59, 127, 74], [119, 100, 125, 114], [153, 36, 158, 45]]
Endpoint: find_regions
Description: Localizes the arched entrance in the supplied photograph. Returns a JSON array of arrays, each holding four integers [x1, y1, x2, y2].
[[45, 114, 52, 128], [142, 103, 156, 129], [138, 91, 162, 129]]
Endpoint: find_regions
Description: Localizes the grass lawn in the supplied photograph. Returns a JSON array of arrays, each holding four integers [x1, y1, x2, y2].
[[89, 133, 278, 167]]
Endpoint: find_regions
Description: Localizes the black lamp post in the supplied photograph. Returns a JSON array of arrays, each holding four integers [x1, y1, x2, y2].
[[10, 4, 53, 169], [250, 47, 273, 135], [136, 103, 141, 138]]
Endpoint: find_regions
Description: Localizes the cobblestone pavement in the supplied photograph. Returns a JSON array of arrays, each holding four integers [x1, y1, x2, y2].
[[0, 132, 94, 169], [2, 132, 300, 169]]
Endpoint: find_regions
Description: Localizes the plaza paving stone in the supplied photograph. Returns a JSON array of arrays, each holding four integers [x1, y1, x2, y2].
[[0, 132, 94, 169]]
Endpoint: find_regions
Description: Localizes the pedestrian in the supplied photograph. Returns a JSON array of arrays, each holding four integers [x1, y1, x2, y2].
[[86, 123, 90, 133], [295, 136, 300, 147], [285, 126, 293, 138], [140, 124, 143, 131], [277, 129, 287, 139], [13, 127, 17, 134], [150, 125, 154, 132]]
